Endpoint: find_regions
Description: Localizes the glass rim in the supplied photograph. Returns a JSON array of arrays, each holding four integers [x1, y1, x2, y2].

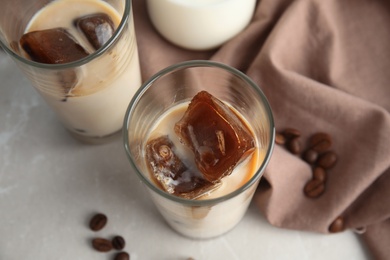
[[123, 60, 275, 206], [0, 0, 132, 69]]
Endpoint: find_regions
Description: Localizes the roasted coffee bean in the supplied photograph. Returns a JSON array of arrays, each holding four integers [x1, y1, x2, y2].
[[329, 216, 345, 233], [286, 137, 301, 155], [114, 251, 130, 260], [112, 235, 126, 250], [304, 178, 325, 198], [313, 166, 327, 182], [89, 213, 108, 231], [282, 128, 301, 139], [275, 133, 286, 145], [303, 149, 318, 164], [309, 132, 332, 153], [317, 151, 338, 169], [92, 238, 113, 252]]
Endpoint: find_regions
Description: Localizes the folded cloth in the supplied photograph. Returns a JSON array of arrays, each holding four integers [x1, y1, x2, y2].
[[133, 0, 390, 259]]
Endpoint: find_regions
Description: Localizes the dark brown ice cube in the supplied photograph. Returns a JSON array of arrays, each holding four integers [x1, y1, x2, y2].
[[19, 28, 89, 64], [174, 91, 255, 183], [75, 13, 115, 50], [146, 135, 221, 199]]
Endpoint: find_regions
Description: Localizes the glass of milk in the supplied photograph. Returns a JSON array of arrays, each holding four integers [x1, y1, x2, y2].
[[146, 0, 257, 50], [0, 0, 142, 143], [124, 60, 275, 239]]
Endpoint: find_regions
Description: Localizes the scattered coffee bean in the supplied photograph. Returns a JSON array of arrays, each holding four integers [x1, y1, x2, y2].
[[309, 132, 332, 153], [313, 166, 327, 182], [112, 235, 126, 250], [89, 213, 108, 231], [92, 237, 113, 252], [317, 151, 338, 169], [286, 137, 301, 155], [303, 178, 325, 198], [329, 216, 345, 233], [282, 128, 301, 139], [302, 148, 318, 164], [114, 251, 130, 260], [276, 128, 338, 200], [275, 133, 286, 145]]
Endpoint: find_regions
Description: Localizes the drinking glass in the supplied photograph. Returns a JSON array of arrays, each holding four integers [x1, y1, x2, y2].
[[124, 60, 275, 239], [0, 0, 141, 143]]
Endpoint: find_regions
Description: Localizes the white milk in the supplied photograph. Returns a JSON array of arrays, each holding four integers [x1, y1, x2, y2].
[[146, 0, 257, 50], [145, 102, 265, 238], [22, 0, 141, 139]]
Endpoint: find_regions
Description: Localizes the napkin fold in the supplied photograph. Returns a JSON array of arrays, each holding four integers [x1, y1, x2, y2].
[[133, 0, 390, 259]]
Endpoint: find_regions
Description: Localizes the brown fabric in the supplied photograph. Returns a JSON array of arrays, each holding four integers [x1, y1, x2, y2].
[[133, 0, 390, 259]]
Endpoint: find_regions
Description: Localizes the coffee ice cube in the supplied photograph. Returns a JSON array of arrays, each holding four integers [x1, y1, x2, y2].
[[75, 13, 115, 50], [20, 28, 89, 64], [174, 91, 255, 183], [146, 135, 221, 199]]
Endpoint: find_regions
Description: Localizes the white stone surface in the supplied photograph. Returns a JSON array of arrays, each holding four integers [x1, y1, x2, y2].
[[0, 51, 372, 260]]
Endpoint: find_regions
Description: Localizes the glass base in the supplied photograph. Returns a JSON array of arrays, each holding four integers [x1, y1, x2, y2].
[[67, 129, 122, 145]]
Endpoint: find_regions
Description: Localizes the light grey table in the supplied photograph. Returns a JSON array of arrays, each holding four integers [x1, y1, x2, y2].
[[0, 51, 371, 260]]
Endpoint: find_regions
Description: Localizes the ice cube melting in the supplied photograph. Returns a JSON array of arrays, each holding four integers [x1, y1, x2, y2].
[[174, 91, 255, 182], [58, 69, 78, 101], [75, 13, 115, 50], [146, 135, 221, 199], [19, 28, 89, 64]]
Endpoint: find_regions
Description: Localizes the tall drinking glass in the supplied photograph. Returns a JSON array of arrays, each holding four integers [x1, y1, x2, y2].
[[0, 0, 141, 143], [124, 60, 275, 239]]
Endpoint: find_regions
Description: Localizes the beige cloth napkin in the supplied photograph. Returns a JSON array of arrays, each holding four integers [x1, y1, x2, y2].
[[133, 0, 390, 259]]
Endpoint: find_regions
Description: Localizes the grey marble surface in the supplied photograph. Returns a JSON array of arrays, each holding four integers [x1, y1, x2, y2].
[[0, 51, 371, 260]]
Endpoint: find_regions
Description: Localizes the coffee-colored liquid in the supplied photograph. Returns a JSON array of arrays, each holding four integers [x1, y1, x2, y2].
[[20, 0, 141, 138]]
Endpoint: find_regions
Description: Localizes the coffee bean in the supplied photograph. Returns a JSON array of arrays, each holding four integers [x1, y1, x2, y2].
[[275, 133, 286, 145], [313, 167, 327, 182], [92, 238, 113, 252], [89, 213, 108, 231], [329, 216, 345, 233], [309, 132, 332, 153], [303, 149, 318, 164], [112, 235, 126, 250], [317, 151, 338, 169], [282, 128, 301, 139], [304, 178, 325, 198], [114, 252, 130, 260], [286, 137, 301, 155]]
